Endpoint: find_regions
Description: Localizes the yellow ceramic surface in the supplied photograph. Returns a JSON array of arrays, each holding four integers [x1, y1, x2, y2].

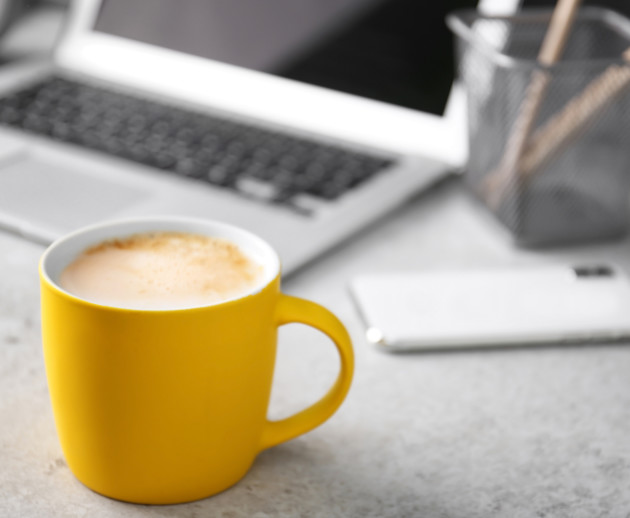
[[39, 218, 353, 505]]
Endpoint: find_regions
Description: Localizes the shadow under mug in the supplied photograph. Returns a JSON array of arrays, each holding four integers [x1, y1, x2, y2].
[[39, 217, 354, 505]]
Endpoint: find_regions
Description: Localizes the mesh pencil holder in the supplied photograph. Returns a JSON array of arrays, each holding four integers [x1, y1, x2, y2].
[[447, 7, 630, 246]]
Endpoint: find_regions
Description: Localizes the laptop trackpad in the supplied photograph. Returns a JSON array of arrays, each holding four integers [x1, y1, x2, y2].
[[0, 156, 148, 238]]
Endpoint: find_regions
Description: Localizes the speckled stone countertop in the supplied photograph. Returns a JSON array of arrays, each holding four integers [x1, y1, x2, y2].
[[2, 179, 630, 517]]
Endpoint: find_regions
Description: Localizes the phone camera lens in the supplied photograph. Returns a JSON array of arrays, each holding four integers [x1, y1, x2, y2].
[[572, 265, 614, 278]]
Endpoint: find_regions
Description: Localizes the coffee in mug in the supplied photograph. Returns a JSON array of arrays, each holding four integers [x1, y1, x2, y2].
[[59, 231, 264, 310], [39, 217, 354, 504]]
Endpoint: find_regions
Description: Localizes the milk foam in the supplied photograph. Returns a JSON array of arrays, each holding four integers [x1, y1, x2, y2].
[[59, 232, 265, 309]]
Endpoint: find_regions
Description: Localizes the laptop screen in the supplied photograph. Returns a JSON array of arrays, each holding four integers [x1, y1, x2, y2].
[[93, 0, 477, 117]]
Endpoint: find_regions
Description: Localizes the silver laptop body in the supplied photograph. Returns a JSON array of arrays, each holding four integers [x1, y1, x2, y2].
[[0, 0, 512, 273]]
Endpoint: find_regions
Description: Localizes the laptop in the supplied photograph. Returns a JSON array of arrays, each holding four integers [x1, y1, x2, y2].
[[0, 0, 518, 274]]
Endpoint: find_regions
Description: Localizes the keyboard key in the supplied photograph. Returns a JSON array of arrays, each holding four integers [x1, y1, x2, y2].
[[235, 177, 279, 201]]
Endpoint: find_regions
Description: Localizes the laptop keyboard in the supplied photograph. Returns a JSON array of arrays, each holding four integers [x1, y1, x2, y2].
[[0, 76, 394, 212]]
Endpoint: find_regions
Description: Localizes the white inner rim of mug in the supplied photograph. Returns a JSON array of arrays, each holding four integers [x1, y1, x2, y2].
[[40, 217, 280, 311]]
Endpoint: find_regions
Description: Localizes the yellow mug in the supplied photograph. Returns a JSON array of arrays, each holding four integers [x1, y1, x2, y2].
[[39, 217, 353, 505]]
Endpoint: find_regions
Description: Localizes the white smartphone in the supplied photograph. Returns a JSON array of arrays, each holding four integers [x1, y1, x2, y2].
[[349, 264, 630, 351]]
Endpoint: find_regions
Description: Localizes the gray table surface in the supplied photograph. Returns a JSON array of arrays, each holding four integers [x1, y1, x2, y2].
[[1, 177, 630, 518]]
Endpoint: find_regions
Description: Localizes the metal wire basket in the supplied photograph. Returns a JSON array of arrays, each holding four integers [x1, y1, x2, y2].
[[448, 7, 630, 246]]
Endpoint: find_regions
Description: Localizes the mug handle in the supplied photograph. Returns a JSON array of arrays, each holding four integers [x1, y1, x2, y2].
[[259, 293, 354, 451]]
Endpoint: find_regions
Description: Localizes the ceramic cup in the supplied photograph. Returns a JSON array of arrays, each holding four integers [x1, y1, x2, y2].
[[39, 217, 354, 504]]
